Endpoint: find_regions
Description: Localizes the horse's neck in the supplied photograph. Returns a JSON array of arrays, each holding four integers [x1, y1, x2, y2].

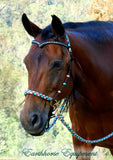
[[69, 32, 113, 111], [69, 31, 96, 82], [69, 32, 96, 75]]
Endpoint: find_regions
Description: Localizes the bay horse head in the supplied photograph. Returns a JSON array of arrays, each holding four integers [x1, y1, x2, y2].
[[20, 14, 74, 136]]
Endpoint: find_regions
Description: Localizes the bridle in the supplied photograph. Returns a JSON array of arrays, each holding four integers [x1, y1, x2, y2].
[[24, 34, 73, 106], [24, 33, 113, 143]]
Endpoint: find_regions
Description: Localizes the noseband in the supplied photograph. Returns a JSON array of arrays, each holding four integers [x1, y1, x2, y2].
[[24, 34, 73, 105]]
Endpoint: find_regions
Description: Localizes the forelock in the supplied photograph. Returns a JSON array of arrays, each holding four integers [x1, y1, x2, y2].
[[42, 25, 57, 40]]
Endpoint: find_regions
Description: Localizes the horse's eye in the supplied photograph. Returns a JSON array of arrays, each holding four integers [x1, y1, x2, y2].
[[50, 60, 64, 70]]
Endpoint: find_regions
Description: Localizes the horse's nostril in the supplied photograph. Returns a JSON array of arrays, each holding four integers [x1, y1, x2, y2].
[[31, 114, 39, 126]]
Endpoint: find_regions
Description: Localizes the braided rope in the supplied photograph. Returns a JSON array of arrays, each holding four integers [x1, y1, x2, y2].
[[45, 102, 113, 143], [59, 117, 113, 143], [24, 90, 54, 101]]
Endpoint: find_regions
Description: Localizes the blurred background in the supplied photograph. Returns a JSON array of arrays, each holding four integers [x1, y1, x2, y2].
[[0, 0, 113, 159]]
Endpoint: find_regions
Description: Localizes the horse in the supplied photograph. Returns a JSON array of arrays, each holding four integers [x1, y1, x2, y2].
[[20, 13, 113, 160]]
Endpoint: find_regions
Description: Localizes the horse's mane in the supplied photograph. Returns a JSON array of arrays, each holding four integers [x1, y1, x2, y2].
[[63, 21, 113, 29], [42, 21, 113, 43]]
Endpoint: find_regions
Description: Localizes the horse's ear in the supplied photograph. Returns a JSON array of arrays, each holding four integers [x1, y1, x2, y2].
[[51, 15, 65, 37], [22, 13, 42, 38]]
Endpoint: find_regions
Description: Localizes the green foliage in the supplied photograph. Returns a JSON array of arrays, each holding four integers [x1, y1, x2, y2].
[[0, 0, 113, 160]]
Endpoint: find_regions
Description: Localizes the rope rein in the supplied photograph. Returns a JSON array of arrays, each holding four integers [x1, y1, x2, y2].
[[45, 99, 113, 143]]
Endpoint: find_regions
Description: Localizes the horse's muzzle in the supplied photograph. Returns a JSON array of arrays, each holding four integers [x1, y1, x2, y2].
[[20, 111, 48, 136]]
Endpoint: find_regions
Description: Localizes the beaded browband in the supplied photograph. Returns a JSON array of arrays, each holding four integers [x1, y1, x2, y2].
[[24, 34, 72, 103]]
